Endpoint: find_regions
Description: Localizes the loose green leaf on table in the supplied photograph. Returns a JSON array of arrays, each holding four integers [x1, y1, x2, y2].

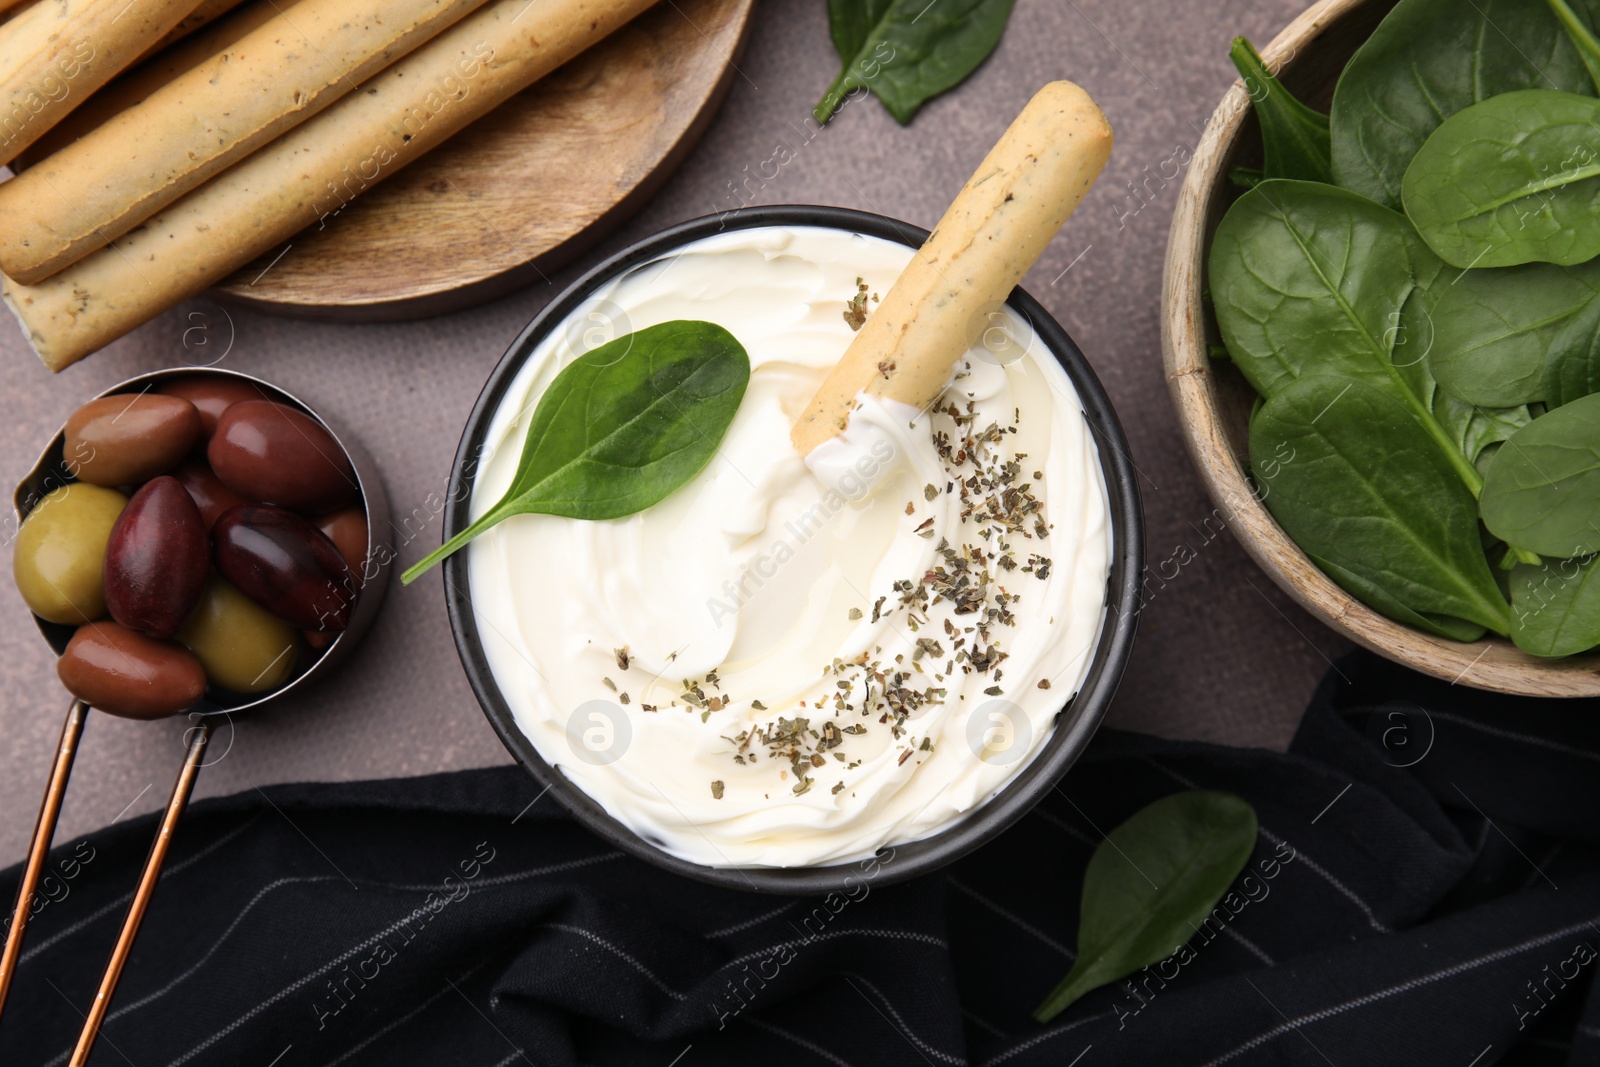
[[1208, 180, 1480, 494], [1329, 0, 1600, 209], [1251, 376, 1513, 636], [1511, 552, 1600, 656], [1404, 90, 1600, 269], [814, 0, 1018, 125], [1481, 392, 1600, 558], [401, 321, 750, 584], [1033, 791, 1258, 1023], [1228, 37, 1331, 184], [1428, 259, 1600, 408]]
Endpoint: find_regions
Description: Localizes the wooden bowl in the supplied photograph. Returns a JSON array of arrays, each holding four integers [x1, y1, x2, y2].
[[1160, 0, 1600, 697]]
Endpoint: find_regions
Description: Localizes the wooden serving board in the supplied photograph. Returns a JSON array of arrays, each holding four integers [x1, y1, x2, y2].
[[215, 0, 756, 321]]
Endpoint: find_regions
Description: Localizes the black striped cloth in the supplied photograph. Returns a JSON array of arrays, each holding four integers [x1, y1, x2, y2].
[[3, 650, 1598, 1067]]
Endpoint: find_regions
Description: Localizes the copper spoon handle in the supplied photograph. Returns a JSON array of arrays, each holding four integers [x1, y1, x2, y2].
[[69, 719, 210, 1067], [0, 698, 88, 1019]]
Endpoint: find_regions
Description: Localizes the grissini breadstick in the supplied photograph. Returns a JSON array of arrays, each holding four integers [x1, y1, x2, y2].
[[0, 0, 206, 162], [3, 0, 659, 371], [790, 81, 1113, 455], [0, 0, 495, 284], [14, 0, 308, 168], [135, 0, 248, 63]]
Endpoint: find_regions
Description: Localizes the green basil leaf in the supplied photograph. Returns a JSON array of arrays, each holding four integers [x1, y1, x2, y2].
[[1428, 259, 1600, 407], [1251, 376, 1512, 635], [814, 0, 1017, 125], [1404, 90, 1600, 269], [401, 320, 750, 584], [1330, 0, 1600, 209], [1229, 37, 1332, 184], [1032, 791, 1257, 1023], [1511, 553, 1600, 655], [1209, 180, 1481, 494], [1481, 392, 1600, 557]]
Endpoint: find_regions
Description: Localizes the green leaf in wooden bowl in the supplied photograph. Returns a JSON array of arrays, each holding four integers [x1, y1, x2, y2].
[[1404, 90, 1600, 269], [1481, 392, 1600, 558]]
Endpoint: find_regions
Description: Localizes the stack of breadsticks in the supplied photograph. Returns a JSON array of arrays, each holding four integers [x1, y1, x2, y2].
[[0, 0, 658, 371]]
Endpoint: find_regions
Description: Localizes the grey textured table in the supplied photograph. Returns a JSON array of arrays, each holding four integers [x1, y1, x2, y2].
[[0, 0, 1341, 860]]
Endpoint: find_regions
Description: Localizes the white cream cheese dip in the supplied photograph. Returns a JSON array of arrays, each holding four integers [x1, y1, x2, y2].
[[468, 225, 1111, 868]]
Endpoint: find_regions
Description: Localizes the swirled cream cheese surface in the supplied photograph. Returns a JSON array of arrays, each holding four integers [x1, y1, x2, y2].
[[468, 226, 1111, 868]]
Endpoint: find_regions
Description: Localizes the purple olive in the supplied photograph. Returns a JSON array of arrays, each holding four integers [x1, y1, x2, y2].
[[103, 476, 209, 639], [213, 505, 356, 631], [209, 401, 357, 513], [172, 458, 249, 530]]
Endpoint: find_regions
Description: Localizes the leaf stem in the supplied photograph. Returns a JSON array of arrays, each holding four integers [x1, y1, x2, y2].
[[813, 68, 852, 125], [1227, 37, 1332, 184], [399, 506, 507, 585], [1548, 0, 1600, 95], [1403, 389, 1486, 498]]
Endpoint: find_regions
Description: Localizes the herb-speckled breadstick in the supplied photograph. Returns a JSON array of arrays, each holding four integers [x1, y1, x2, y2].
[[13, 0, 307, 168], [0, 0, 205, 161], [790, 81, 1112, 455], [3, 0, 658, 371], [134, 0, 248, 63], [0, 0, 496, 283]]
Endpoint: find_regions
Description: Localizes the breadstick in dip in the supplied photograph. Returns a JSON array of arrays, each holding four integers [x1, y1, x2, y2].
[[0, 0, 205, 161], [790, 81, 1112, 455], [0, 0, 494, 283], [2, 0, 659, 371]]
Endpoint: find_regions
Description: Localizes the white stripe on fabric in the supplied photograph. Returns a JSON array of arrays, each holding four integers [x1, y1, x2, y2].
[[319, 958, 496, 1067], [978, 1010, 1108, 1066], [1142, 758, 1390, 935], [151, 852, 624, 1067], [1029, 807, 1098, 847], [1257, 828, 1389, 934], [843, 971, 965, 1065], [1426, 711, 1600, 765], [947, 878, 1074, 959], [720, 928, 948, 974], [743, 1015, 855, 1067], [542, 923, 688, 1000], [1221, 925, 1275, 966], [961, 1009, 1008, 1039], [1198, 916, 1600, 1067], [59, 851, 630, 1050], [21, 815, 260, 962], [707, 902, 796, 938]]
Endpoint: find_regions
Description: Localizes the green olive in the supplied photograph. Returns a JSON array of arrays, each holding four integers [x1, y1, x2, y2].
[[13, 484, 127, 624], [178, 574, 299, 693]]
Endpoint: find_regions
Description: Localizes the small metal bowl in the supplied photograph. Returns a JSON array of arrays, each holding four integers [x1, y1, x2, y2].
[[443, 205, 1143, 893], [12, 367, 392, 713]]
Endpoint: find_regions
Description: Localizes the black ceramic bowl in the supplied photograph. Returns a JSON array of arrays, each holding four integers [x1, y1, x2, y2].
[[444, 206, 1142, 893]]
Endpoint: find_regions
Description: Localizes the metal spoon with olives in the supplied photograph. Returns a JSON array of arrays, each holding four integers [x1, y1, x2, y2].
[[0, 370, 388, 1060]]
